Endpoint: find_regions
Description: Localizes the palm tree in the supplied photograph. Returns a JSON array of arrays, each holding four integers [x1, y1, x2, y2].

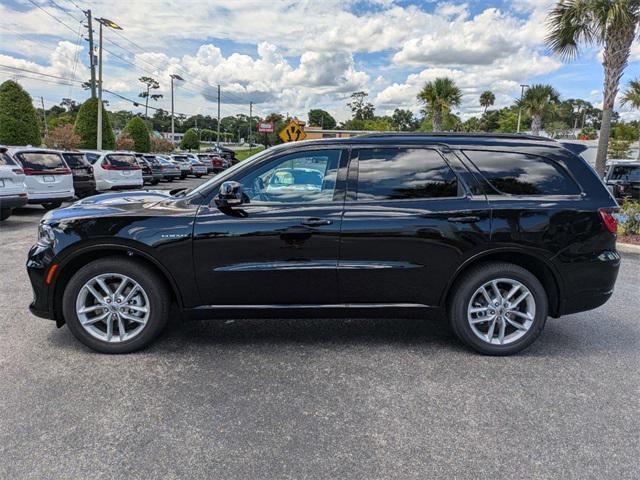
[[517, 84, 560, 136], [417, 77, 462, 132], [621, 77, 640, 159], [479, 91, 496, 114], [546, 1, 640, 176]]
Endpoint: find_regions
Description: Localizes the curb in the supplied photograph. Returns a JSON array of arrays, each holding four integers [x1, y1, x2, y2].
[[617, 242, 640, 255]]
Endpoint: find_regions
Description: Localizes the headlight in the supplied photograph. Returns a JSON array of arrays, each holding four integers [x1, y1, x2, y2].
[[37, 223, 55, 246]]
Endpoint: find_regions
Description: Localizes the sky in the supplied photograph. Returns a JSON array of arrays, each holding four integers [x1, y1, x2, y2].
[[1, 0, 639, 124]]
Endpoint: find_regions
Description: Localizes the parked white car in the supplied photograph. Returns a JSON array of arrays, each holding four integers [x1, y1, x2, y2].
[[185, 154, 208, 177], [7, 147, 74, 210], [0, 146, 28, 220], [82, 151, 143, 191]]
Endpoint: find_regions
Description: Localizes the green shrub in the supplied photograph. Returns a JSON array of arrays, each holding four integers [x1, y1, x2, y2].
[[618, 200, 640, 236], [0, 80, 41, 146], [74, 97, 116, 149], [608, 139, 632, 159], [180, 128, 199, 150], [122, 116, 150, 152], [579, 126, 597, 139]]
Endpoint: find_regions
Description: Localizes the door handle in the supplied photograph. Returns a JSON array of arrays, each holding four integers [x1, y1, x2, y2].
[[301, 218, 333, 227], [447, 216, 480, 224]]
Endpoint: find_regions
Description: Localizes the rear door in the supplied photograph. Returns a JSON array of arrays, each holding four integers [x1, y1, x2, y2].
[[338, 146, 490, 307]]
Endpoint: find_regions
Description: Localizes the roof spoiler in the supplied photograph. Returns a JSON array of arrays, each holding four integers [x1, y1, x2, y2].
[[560, 142, 589, 155]]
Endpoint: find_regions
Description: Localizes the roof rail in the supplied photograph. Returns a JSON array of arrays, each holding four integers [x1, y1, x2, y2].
[[357, 132, 556, 142]]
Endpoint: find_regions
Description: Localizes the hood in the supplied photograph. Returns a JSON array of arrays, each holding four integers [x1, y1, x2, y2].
[[42, 189, 178, 223]]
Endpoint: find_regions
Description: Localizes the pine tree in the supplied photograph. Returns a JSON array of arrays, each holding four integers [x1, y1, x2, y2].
[[122, 117, 150, 152], [0, 80, 41, 146], [74, 97, 116, 149]]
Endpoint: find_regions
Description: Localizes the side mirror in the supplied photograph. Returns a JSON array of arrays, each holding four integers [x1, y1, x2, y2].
[[215, 181, 245, 208]]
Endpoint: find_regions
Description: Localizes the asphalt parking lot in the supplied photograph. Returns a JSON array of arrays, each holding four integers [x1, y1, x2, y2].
[[1, 176, 638, 479]]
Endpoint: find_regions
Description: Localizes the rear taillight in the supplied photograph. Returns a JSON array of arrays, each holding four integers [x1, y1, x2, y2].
[[23, 167, 71, 175], [598, 208, 619, 234]]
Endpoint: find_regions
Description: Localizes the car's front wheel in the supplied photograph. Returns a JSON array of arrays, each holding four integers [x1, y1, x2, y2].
[[62, 257, 169, 353], [448, 262, 548, 356], [0, 207, 12, 221]]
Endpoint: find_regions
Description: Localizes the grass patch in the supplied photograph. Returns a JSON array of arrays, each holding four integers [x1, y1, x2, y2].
[[235, 146, 265, 161]]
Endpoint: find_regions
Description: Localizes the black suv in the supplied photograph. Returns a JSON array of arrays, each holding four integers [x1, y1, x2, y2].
[[59, 151, 96, 198], [27, 134, 620, 355]]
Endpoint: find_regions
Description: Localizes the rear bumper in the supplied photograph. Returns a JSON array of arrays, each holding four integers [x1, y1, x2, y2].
[[96, 178, 143, 191], [556, 249, 620, 316], [0, 193, 28, 209], [27, 190, 74, 203], [162, 171, 181, 179], [73, 179, 96, 195]]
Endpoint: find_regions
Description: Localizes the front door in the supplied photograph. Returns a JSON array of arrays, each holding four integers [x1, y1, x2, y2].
[[338, 146, 490, 307], [193, 148, 347, 306]]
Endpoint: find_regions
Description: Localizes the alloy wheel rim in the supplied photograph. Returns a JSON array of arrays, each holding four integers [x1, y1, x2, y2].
[[467, 278, 535, 345], [75, 273, 150, 343]]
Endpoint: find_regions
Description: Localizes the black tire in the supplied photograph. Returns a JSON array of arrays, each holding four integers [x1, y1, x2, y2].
[[0, 208, 12, 221], [167, 177, 174, 182], [195, 174, 202, 178], [42, 201, 63, 210], [180, 174, 187, 180], [62, 257, 170, 353], [151, 179, 160, 185], [448, 262, 548, 356]]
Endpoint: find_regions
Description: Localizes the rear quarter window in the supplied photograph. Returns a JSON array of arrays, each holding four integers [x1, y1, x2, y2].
[[463, 150, 581, 196], [61, 153, 86, 167]]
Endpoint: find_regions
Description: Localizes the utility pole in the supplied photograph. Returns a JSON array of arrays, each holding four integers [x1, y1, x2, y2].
[[41, 97, 48, 136], [516, 84, 529, 133], [248, 101, 253, 154], [97, 20, 103, 149], [85, 9, 96, 99], [170, 74, 184, 147], [216, 85, 221, 147]]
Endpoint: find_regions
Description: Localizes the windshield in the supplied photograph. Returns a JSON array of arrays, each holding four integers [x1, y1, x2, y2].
[[106, 154, 138, 168], [186, 148, 272, 198], [18, 152, 66, 171], [611, 165, 640, 182], [61, 153, 86, 168]]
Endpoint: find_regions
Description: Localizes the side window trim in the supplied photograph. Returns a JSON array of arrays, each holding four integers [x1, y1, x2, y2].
[[346, 146, 465, 202]]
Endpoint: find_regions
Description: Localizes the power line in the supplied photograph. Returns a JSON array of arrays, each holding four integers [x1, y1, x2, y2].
[[25, 0, 82, 36]]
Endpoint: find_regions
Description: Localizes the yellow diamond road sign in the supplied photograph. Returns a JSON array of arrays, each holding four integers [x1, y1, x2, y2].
[[279, 120, 307, 143]]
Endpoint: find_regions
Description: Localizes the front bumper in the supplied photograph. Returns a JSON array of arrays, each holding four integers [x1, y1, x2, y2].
[[0, 193, 28, 209], [26, 243, 56, 321]]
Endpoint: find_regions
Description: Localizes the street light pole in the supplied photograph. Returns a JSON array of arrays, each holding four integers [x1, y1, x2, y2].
[[96, 18, 122, 150], [516, 84, 529, 134], [170, 74, 184, 147]]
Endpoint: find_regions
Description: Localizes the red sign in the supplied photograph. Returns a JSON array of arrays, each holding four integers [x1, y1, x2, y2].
[[258, 122, 275, 133]]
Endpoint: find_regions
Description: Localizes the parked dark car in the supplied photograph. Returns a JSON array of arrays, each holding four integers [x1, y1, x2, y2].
[[207, 145, 237, 164], [60, 151, 96, 198], [604, 160, 640, 201], [134, 154, 161, 185], [27, 134, 620, 355]]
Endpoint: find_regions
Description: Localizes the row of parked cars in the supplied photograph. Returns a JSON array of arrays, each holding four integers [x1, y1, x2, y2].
[[0, 147, 235, 221]]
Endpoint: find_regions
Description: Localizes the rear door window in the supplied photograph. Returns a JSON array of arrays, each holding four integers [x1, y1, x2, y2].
[[17, 152, 66, 171], [354, 148, 460, 201], [463, 150, 581, 196]]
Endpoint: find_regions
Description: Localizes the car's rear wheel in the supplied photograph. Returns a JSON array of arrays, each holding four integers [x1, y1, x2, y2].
[[0, 208, 12, 221], [42, 201, 63, 210], [62, 257, 169, 353], [448, 262, 548, 355]]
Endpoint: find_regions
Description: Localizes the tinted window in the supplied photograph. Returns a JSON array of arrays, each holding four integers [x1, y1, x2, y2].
[[84, 152, 100, 164], [611, 165, 640, 182], [238, 149, 341, 203], [463, 150, 580, 196], [106, 154, 137, 168], [173, 156, 188, 162], [61, 153, 86, 168], [0, 152, 16, 166], [17, 152, 66, 171], [355, 148, 459, 201]]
